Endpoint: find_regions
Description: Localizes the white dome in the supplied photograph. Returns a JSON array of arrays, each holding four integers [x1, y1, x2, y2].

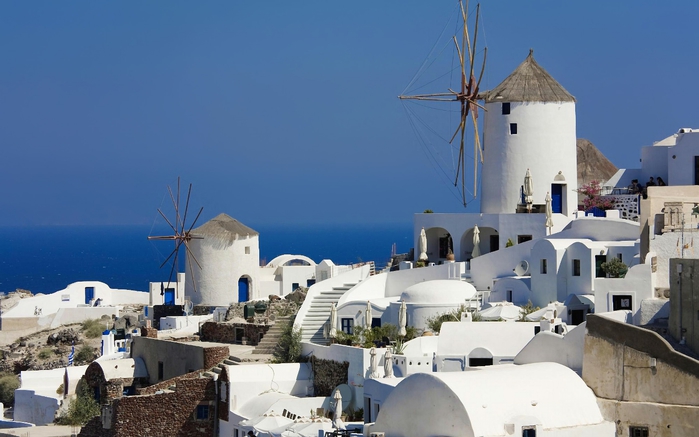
[[401, 280, 477, 304]]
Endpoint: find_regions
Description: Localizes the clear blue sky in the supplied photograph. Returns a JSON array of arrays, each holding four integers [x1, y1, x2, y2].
[[1, 1, 697, 227]]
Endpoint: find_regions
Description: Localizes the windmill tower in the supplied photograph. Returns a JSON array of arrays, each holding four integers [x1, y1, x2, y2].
[[480, 50, 578, 216], [185, 213, 260, 306]]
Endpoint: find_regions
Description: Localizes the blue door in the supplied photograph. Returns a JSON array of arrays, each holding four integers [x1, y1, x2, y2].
[[551, 184, 563, 213], [238, 277, 249, 302], [164, 288, 175, 305], [85, 287, 95, 305]]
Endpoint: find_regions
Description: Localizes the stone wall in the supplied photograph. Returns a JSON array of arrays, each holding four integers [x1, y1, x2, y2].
[[203, 346, 230, 370], [140, 326, 158, 338], [199, 321, 270, 346], [217, 366, 229, 422], [583, 314, 699, 436], [80, 376, 216, 437]]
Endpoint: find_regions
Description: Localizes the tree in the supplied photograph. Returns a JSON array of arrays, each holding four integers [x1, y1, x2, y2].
[[56, 378, 100, 426], [0, 372, 20, 406], [601, 257, 628, 278], [273, 323, 303, 363], [577, 180, 615, 211]]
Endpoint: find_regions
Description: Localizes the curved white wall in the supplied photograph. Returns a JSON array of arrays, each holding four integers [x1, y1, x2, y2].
[[481, 101, 577, 215], [185, 235, 260, 306]]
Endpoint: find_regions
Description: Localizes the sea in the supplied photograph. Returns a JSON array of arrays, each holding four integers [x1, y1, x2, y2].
[[0, 223, 414, 295]]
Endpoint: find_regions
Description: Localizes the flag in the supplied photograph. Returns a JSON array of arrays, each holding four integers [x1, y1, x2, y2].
[[68, 343, 75, 366]]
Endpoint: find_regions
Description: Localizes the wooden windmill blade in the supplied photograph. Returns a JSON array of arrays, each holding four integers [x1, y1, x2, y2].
[[148, 177, 204, 295], [398, 0, 486, 207]]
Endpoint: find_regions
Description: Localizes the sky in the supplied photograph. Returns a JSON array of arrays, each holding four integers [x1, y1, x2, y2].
[[1, 1, 698, 227]]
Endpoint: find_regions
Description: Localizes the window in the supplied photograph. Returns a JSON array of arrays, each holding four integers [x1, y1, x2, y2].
[[572, 259, 581, 276], [157, 361, 164, 381], [540, 259, 547, 274], [506, 290, 513, 302], [510, 123, 518, 135], [234, 429, 239, 437], [629, 426, 649, 437], [469, 357, 493, 367], [61, 294, 70, 301], [245, 246, 250, 254], [372, 317, 382, 328], [613, 295, 633, 311], [292, 282, 299, 291], [517, 235, 532, 244], [502, 102, 510, 115], [306, 279, 316, 287], [522, 427, 536, 437], [341, 318, 353, 334], [195, 404, 210, 420], [617, 253, 623, 262]]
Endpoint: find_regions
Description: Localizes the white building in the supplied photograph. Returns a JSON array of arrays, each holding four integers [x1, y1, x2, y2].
[[186, 213, 261, 306], [365, 362, 615, 437]]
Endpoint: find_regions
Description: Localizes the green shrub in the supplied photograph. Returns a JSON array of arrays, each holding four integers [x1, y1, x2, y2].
[[505, 238, 515, 247], [56, 378, 100, 426], [38, 348, 53, 360], [601, 257, 628, 278], [0, 372, 20, 405], [75, 345, 96, 364], [273, 323, 302, 363], [81, 319, 105, 339]]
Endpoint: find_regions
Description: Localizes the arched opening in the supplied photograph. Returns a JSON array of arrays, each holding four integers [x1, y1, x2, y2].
[[425, 227, 452, 263], [461, 227, 499, 259], [238, 276, 251, 302], [468, 347, 494, 367]]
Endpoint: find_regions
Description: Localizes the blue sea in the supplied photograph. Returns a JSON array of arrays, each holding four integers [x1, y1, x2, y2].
[[0, 223, 413, 295]]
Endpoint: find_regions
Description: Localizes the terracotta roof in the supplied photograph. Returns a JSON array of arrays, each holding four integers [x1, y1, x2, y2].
[[484, 50, 575, 103]]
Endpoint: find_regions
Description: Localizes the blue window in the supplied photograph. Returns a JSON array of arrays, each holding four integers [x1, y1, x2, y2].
[[196, 405, 210, 420], [341, 318, 353, 334]]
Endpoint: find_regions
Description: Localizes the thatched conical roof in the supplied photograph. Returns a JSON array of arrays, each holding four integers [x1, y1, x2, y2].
[[191, 213, 258, 245], [484, 50, 575, 103]]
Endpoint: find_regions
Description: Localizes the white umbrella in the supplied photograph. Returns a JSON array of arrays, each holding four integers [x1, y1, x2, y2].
[[471, 225, 481, 258], [365, 301, 373, 329], [281, 419, 334, 437], [525, 303, 560, 322], [398, 300, 407, 337], [524, 168, 534, 212], [419, 227, 428, 261], [332, 389, 345, 430], [369, 347, 378, 379], [477, 302, 523, 321], [329, 303, 337, 338], [545, 191, 554, 234], [240, 412, 294, 434], [384, 348, 394, 378]]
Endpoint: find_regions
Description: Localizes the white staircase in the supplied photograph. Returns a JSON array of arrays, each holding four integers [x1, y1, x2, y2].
[[300, 282, 356, 345]]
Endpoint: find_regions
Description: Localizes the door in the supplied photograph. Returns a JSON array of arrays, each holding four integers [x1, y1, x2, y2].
[[551, 184, 563, 213], [571, 309, 585, 325], [595, 255, 606, 278], [164, 288, 175, 305], [238, 277, 249, 302], [489, 235, 499, 252], [84, 287, 95, 305]]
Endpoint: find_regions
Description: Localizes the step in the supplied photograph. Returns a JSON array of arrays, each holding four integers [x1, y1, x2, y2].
[[223, 359, 237, 366]]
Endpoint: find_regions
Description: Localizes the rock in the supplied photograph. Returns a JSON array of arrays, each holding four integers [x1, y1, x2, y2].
[[114, 313, 139, 331], [269, 294, 281, 302], [285, 288, 307, 305], [47, 329, 80, 346]]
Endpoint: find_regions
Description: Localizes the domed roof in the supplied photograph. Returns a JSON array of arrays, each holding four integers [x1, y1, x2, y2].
[[401, 280, 477, 304], [484, 50, 575, 103]]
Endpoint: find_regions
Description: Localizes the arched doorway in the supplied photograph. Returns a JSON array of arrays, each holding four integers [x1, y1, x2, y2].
[[425, 227, 452, 263], [238, 276, 250, 302], [460, 227, 499, 259]]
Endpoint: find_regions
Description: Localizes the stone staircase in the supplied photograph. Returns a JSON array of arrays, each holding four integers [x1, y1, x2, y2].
[[300, 282, 356, 345], [202, 355, 240, 378], [252, 315, 294, 355]]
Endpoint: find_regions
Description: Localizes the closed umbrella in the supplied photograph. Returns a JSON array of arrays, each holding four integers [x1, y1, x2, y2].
[[365, 301, 373, 329], [472, 225, 481, 258], [545, 191, 554, 235], [524, 168, 534, 212], [333, 389, 345, 430], [419, 227, 428, 261], [398, 300, 407, 337], [384, 348, 394, 378], [369, 347, 379, 379], [329, 303, 337, 338]]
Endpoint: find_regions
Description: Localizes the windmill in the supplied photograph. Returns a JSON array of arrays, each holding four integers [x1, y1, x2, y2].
[[399, 1, 487, 207], [148, 177, 204, 293]]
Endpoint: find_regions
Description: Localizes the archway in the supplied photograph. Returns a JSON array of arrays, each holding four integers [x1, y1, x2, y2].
[[460, 227, 499, 259], [425, 227, 452, 263]]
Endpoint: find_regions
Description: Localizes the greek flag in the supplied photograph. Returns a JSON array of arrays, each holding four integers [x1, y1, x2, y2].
[[68, 343, 75, 366]]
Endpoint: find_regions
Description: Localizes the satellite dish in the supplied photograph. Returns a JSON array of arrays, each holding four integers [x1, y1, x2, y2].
[[513, 260, 530, 276], [332, 384, 353, 412]]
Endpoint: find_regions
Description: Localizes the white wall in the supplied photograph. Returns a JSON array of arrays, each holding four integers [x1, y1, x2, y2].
[[593, 263, 655, 324], [481, 101, 577, 216], [186, 234, 260, 306], [14, 368, 65, 425], [667, 131, 699, 186], [514, 323, 585, 372], [490, 277, 532, 306], [223, 363, 312, 413], [470, 239, 535, 290], [149, 272, 186, 306]]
